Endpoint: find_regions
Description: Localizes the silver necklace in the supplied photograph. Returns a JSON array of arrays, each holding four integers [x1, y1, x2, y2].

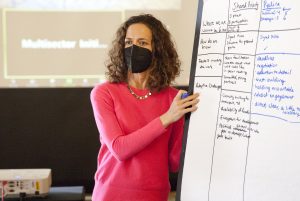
[[127, 85, 152, 100]]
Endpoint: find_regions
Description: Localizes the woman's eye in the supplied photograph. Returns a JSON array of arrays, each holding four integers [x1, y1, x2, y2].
[[125, 41, 132, 45], [139, 41, 147, 46]]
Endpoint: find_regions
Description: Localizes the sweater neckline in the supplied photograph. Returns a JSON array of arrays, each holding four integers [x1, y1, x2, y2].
[[122, 82, 150, 94]]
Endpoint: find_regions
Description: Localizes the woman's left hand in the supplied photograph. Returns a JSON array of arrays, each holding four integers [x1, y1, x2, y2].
[[160, 90, 200, 128]]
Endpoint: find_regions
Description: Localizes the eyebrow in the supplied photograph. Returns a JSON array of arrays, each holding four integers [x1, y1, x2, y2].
[[125, 37, 150, 41]]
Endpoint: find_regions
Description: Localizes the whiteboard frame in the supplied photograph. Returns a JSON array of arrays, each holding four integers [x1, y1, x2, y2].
[[176, 0, 204, 200]]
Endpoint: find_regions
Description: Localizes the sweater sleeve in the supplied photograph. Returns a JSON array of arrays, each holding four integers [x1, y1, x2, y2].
[[90, 85, 167, 161], [168, 117, 184, 172]]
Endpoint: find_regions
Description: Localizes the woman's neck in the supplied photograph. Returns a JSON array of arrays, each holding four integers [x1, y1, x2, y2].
[[127, 71, 149, 89]]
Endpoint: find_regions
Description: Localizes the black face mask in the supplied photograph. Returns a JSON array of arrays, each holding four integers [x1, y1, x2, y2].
[[124, 45, 152, 73]]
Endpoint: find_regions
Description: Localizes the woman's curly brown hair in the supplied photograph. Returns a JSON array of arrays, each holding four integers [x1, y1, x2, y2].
[[105, 14, 181, 92]]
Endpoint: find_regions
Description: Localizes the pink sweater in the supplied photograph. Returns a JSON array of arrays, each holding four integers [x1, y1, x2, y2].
[[90, 82, 184, 201]]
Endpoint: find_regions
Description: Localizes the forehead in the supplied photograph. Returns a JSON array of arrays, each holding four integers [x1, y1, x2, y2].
[[125, 23, 152, 40]]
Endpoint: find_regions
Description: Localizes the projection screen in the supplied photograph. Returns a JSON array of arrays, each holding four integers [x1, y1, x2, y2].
[[0, 0, 197, 87]]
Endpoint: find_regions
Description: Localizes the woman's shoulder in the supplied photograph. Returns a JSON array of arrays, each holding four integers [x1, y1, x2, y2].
[[91, 81, 125, 98], [93, 81, 125, 90], [159, 85, 179, 97]]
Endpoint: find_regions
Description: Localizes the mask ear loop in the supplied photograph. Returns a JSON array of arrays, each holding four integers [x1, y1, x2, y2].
[[128, 45, 134, 72]]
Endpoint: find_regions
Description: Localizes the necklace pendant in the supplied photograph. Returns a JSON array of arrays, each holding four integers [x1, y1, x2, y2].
[[127, 85, 152, 100]]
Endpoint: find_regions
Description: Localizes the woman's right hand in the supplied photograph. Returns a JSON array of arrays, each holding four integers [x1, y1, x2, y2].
[[160, 90, 200, 128]]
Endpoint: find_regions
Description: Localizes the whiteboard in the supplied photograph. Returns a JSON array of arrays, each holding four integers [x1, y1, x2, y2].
[[176, 0, 300, 201]]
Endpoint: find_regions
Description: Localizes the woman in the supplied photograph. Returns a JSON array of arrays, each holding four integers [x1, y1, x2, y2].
[[91, 14, 199, 201]]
